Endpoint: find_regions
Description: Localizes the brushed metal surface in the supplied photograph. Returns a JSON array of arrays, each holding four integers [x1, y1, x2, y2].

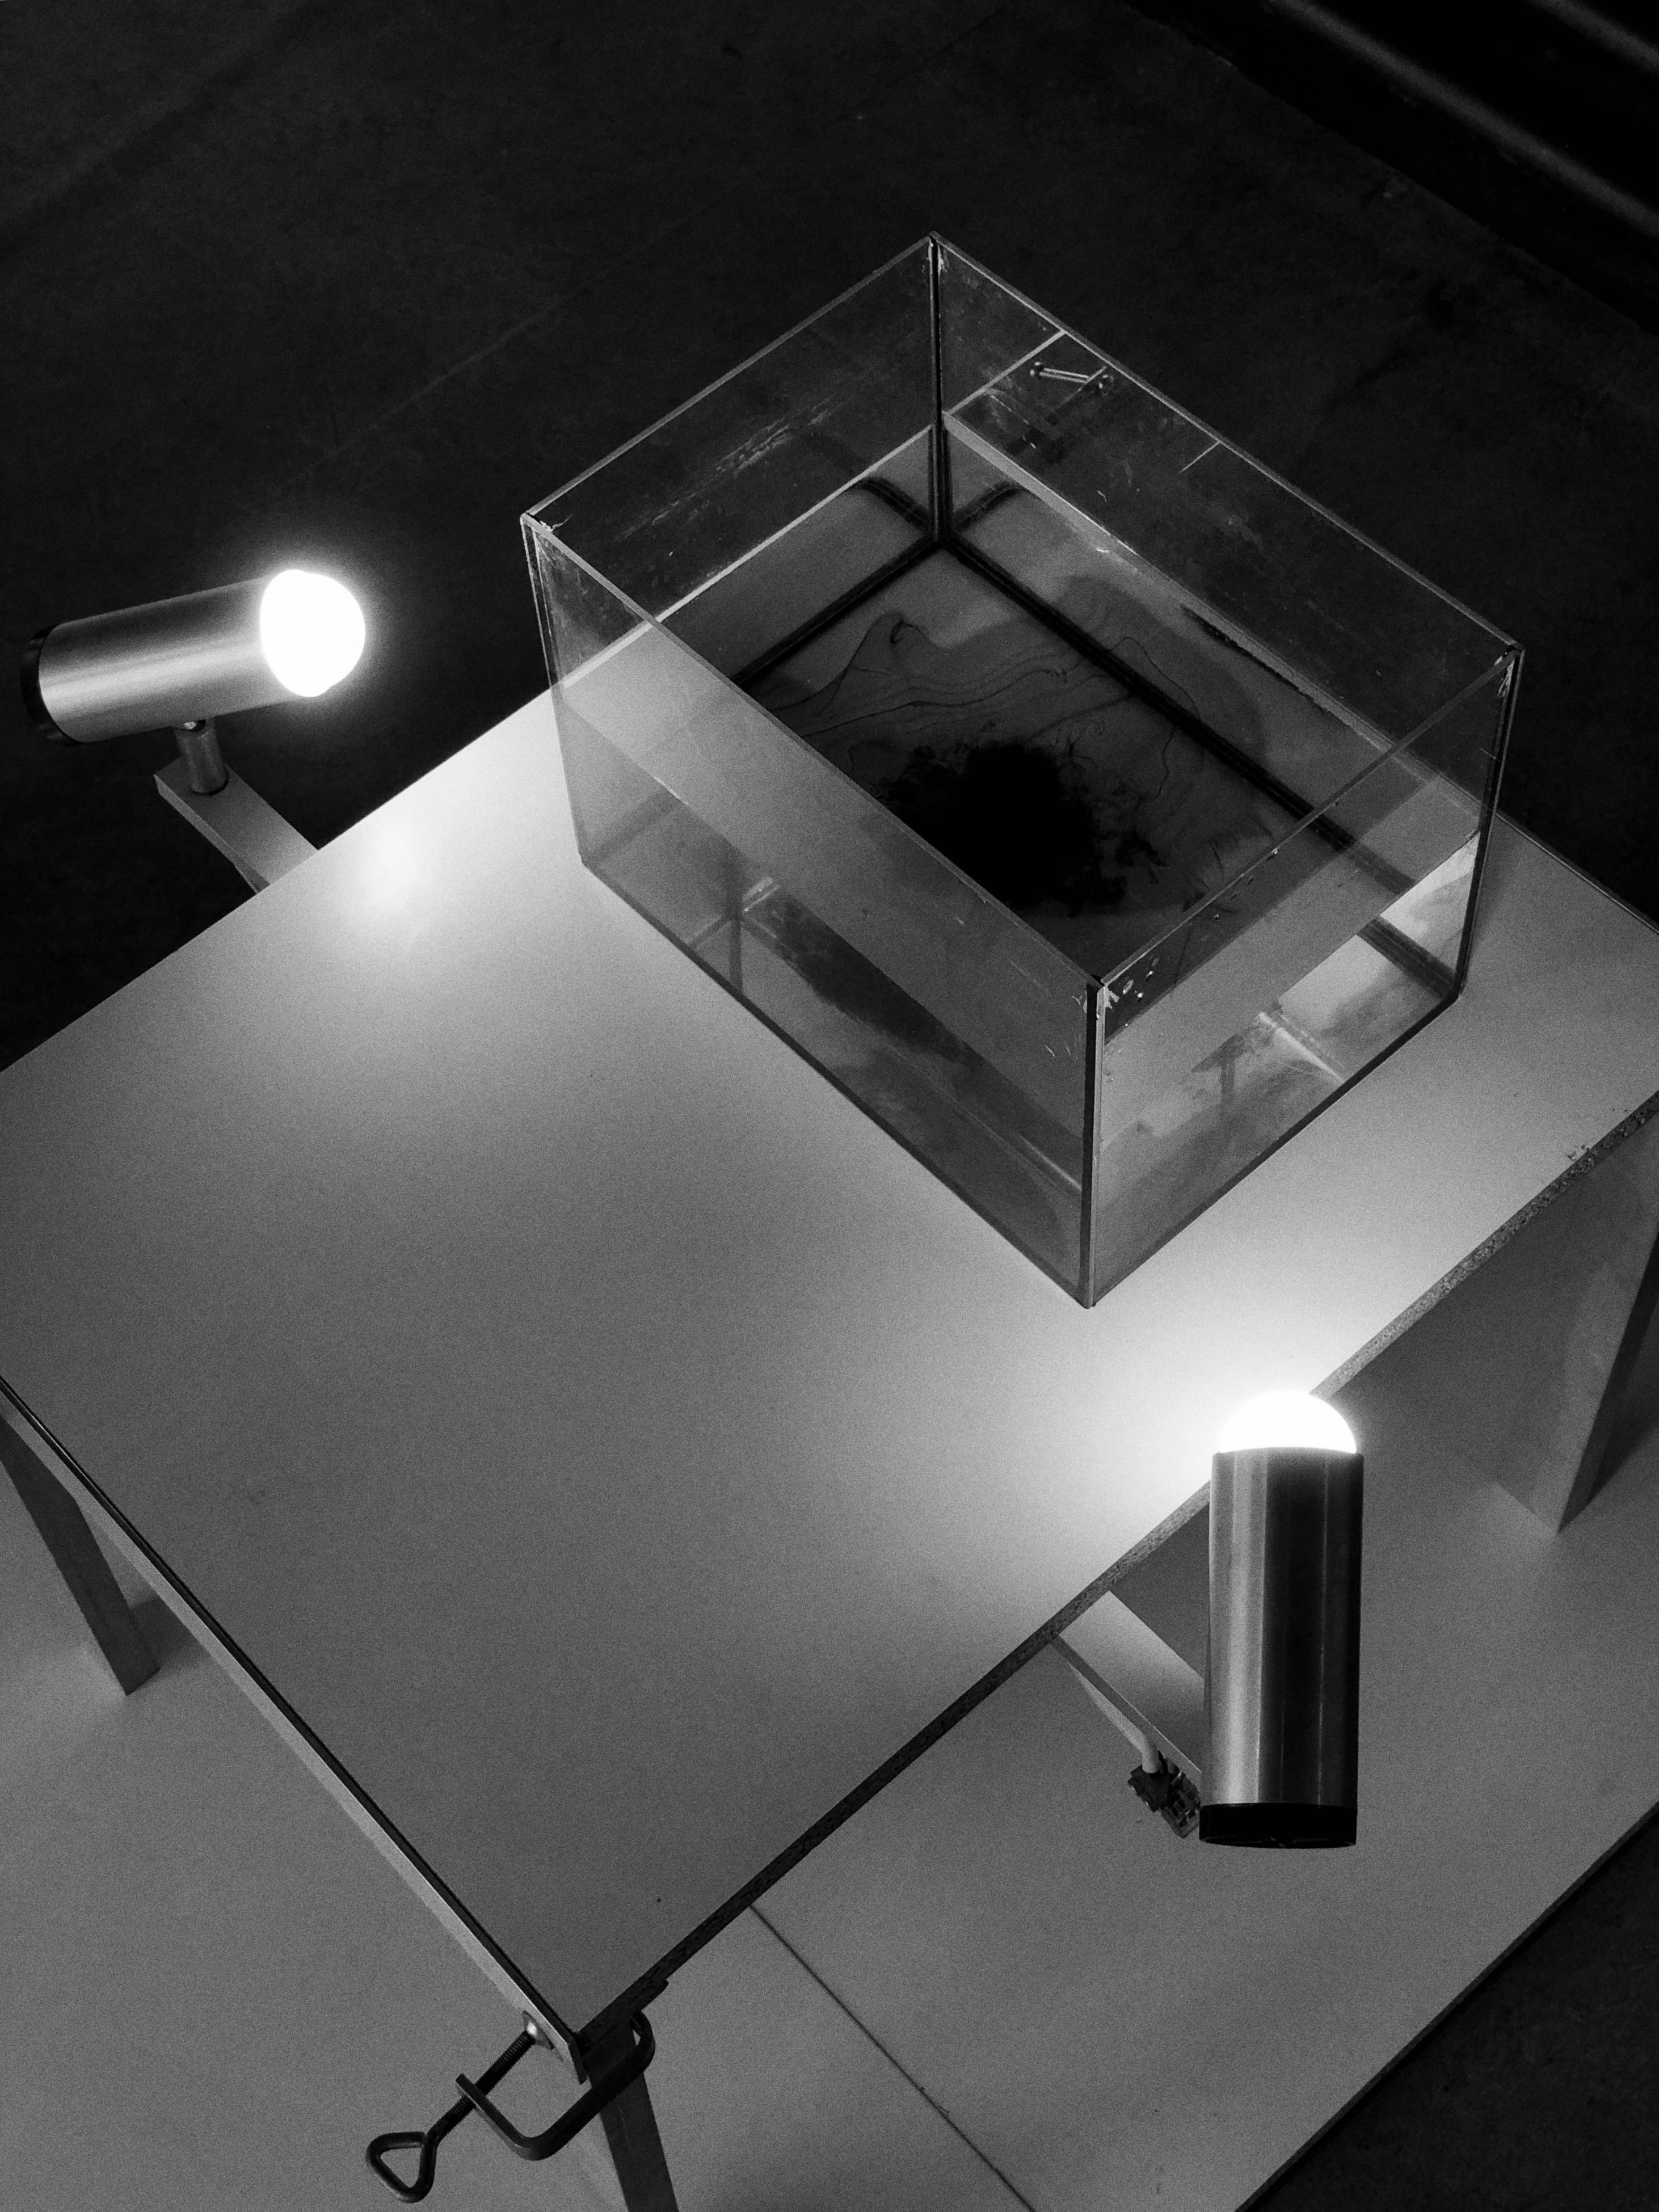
[[1207, 1446, 1363, 1810], [35, 581, 284, 740]]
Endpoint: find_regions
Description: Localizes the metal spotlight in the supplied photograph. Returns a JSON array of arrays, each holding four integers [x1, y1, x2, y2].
[[21, 570, 364, 888], [1202, 1390, 1364, 1848]]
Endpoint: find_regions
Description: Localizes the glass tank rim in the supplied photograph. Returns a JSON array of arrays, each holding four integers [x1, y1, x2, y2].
[[935, 234, 1520, 656], [523, 231, 1519, 663], [521, 234, 937, 529]]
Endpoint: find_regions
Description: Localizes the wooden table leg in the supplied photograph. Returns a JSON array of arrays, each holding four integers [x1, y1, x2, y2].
[[582, 2019, 680, 2212], [0, 1418, 158, 1693]]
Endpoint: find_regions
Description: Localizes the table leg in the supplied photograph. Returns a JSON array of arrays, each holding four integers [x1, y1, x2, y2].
[[0, 1419, 158, 1693], [1398, 1106, 1659, 1532], [581, 2020, 680, 2212]]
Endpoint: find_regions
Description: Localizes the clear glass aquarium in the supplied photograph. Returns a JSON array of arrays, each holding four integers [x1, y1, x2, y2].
[[523, 237, 1519, 1304]]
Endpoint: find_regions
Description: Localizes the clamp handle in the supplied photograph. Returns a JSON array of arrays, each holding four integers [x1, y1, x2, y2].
[[458, 2012, 654, 2160], [366, 2012, 655, 2199], [366, 2026, 537, 2201]]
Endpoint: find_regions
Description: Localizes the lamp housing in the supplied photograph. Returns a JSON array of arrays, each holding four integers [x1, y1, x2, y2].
[[1202, 1414, 1363, 1848], [22, 571, 363, 744]]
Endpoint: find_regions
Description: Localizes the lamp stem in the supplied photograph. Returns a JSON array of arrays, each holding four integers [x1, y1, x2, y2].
[[174, 718, 228, 796]]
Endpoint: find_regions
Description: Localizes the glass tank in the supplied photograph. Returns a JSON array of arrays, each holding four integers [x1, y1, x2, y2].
[[523, 238, 1519, 1305]]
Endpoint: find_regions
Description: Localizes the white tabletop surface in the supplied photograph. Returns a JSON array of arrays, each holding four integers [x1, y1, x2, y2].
[[2, 693, 1657, 2038]]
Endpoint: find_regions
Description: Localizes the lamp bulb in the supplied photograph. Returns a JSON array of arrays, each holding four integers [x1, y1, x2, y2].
[[258, 570, 365, 697], [1216, 1390, 1357, 1455]]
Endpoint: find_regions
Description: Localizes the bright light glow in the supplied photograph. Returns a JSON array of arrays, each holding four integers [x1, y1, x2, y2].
[[259, 569, 365, 697], [1216, 1391, 1357, 1455], [358, 822, 424, 913]]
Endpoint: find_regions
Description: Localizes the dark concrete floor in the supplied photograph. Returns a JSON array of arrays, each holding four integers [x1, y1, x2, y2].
[[3, 2, 1658, 2202]]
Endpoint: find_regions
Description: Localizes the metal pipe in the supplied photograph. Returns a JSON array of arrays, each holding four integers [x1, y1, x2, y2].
[[1521, 0, 1659, 83], [172, 719, 228, 797], [1203, 1443, 1363, 1847], [1260, 0, 1659, 245]]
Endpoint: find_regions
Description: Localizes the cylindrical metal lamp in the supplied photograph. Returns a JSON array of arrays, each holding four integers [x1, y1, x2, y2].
[[21, 570, 365, 743], [1202, 1392, 1363, 1847]]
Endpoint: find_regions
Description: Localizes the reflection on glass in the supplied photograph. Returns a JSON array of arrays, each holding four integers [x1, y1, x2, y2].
[[524, 239, 1519, 1304]]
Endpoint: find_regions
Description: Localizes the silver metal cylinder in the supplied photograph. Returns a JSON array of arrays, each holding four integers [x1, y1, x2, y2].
[[173, 719, 229, 797], [1202, 1445, 1363, 1847], [23, 580, 287, 743]]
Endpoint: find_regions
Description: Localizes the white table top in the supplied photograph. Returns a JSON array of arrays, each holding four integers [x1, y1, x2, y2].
[[2, 693, 1656, 2040]]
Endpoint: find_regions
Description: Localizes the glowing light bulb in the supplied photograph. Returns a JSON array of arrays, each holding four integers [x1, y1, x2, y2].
[[1216, 1390, 1357, 1455], [258, 570, 365, 697]]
